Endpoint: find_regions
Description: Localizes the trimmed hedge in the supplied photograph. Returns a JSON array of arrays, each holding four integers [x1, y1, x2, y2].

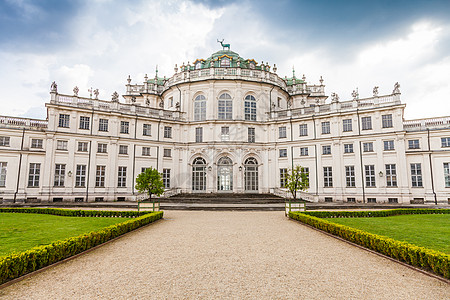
[[0, 207, 150, 218], [289, 212, 450, 279], [302, 208, 450, 219], [0, 211, 163, 285]]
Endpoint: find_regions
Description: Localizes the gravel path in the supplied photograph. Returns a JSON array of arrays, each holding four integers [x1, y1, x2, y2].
[[1, 211, 448, 299]]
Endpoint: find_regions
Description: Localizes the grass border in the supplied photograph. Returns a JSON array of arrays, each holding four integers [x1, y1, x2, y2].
[[289, 211, 450, 279], [0, 210, 163, 285]]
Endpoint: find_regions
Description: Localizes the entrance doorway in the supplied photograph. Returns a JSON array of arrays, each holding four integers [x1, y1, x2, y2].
[[217, 156, 233, 191]]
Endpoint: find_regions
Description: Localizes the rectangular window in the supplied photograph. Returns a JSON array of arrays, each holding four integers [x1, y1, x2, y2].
[[365, 165, 376, 187], [444, 163, 450, 188], [56, 140, 68, 150], [386, 164, 397, 187], [368, 198, 377, 203], [31, 139, 43, 149], [300, 147, 308, 156], [99, 119, 108, 132], [347, 198, 356, 203], [324, 167, 333, 187], [142, 147, 151, 156], [343, 119, 352, 132], [411, 163, 423, 187], [388, 198, 397, 203], [344, 144, 354, 153], [322, 145, 331, 155], [321, 121, 330, 134], [75, 165, 86, 187], [163, 168, 170, 189], [384, 140, 395, 151], [120, 121, 129, 134], [302, 167, 310, 187], [143, 124, 151, 136], [79, 116, 90, 130], [195, 127, 203, 143], [408, 139, 420, 149], [118, 166, 127, 187], [279, 149, 287, 158], [78, 142, 88, 152], [163, 148, 172, 157], [345, 166, 355, 187], [0, 137, 10, 147], [299, 124, 308, 136], [97, 143, 107, 153], [0, 162, 7, 187], [361, 116, 372, 130], [96, 165, 106, 187], [382, 114, 393, 128], [248, 127, 255, 143], [221, 126, 230, 141], [28, 163, 40, 187], [441, 137, 450, 147], [280, 168, 288, 188], [59, 114, 70, 128], [54, 164, 65, 187], [279, 127, 287, 139], [363, 142, 373, 152], [164, 126, 172, 138], [119, 145, 128, 155]]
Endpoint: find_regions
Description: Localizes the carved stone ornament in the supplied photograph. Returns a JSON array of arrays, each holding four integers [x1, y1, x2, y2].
[[393, 82, 401, 94], [94, 89, 99, 99], [50, 81, 57, 92], [159, 99, 164, 108], [373, 86, 379, 97], [175, 102, 180, 111], [73, 86, 79, 96], [287, 99, 292, 108], [331, 92, 339, 103], [145, 98, 150, 106], [111, 91, 119, 102], [351, 89, 359, 100], [131, 96, 136, 103]]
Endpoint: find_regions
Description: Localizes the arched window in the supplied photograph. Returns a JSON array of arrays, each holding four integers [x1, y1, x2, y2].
[[244, 95, 256, 121], [192, 157, 206, 191], [217, 156, 233, 191], [218, 93, 232, 120], [220, 57, 230, 67], [244, 157, 258, 191], [195, 62, 202, 70], [194, 95, 206, 121]]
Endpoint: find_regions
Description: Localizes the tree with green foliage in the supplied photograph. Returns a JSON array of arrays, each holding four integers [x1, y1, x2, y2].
[[285, 165, 309, 200], [135, 167, 165, 200]]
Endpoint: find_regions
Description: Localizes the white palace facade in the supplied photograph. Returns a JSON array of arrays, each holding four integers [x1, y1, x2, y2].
[[1, 47, 450, 204]]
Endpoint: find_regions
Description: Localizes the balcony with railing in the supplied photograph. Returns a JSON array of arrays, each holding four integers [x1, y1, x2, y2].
[[0, 116, 48, 129], [403, 116, 450, 131]]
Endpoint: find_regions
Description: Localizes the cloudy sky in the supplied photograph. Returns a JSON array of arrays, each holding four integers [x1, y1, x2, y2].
[[1, 0, 449, 119]]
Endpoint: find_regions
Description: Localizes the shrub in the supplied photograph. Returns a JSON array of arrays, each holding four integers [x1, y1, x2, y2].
[[301, 208, 449, 219], [0, 208, 149, 218]]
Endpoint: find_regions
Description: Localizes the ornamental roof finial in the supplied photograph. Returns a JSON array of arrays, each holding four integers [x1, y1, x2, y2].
[[292, 66, 295, 78]]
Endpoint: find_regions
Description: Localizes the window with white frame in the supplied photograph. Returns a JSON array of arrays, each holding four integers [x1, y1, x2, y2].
[[344, 143, 354, 153], [302, 167, 310, 187], [382, 114, 393, 128], [99, 119, 108, 132], [279, 149, 287, 158], [279, 127, 287, 139], [79, 116, 90, 130], [441, 137, 450, 147], [143, 124, 151, 136], [28, 163, 40, 187], [280, 168, 288, 188], [221, 126, 230, 141], [194, 95, 206, 121], [118, 166, 127, 187], [299, 124, 308, 136], [78, 142, 88, 152], [408, 139, 420, 149], [0, 137, 10, 147], [163, 148, 172, 157], [142, 147, 151, 156], [244, 157, 259, 191], [120, 121, 129, 134], [192, 157, 206, 191], [411, 163, 423, 187], [56, 140, 68, 150], [220, 57, 230, 67], [218, 93, 232, 120], [248, 127, 255, 143], [195, 127, 203, 143], [164, 126, 172, 138], [119, 145, 128, 155], [361, 116, 372, 130], [300, 147, 308, 156], [162, 169, 170, 189], [345, 166, 355, 187], [324, 167, 333, 187], [384, 140, 395, 151], [365, 165, 376, 187], [31, 139, 43, 149], [321, 121, 330, 134], [363, 142, 373, 152], [75, 165, 86, 187], [96, 165, 106, 187], [97, 143, 107, 153], [343, 119, 352, 132], [385, 164, 397, 187], [54, 164, 65, 187], [244, 95, 256, 121], [58, 114, 70, 128], [0, 162, 7, 187], [322, 145, 331, 155], [444, 163, 450, 188]]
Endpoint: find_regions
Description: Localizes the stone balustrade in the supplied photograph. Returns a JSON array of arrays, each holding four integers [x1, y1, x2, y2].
[[0, 116, 48, 129], [403, 116, 450, 131]]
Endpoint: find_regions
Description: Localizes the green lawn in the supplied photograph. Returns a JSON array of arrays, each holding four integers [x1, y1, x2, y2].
[[329, 214, 450, 254], [0, 213, 126, 256]]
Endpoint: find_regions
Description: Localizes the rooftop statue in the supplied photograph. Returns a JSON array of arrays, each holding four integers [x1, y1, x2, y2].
[[373, 86, 379, 97], [393, 82, 401, 94], [217, 39, 230, 51], [50, 81, 57, 92]]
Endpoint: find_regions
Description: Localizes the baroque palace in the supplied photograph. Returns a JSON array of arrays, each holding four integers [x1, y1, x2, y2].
[[1, 45, 450, 204]]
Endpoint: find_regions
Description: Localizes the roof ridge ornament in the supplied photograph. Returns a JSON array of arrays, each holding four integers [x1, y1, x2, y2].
[[217, 39, 230, 51]]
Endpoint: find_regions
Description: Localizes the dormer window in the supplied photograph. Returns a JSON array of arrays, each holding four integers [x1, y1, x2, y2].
[[195, 62, 202, 70], [220, 57, 230, 67], [249, 62, 255, 69]]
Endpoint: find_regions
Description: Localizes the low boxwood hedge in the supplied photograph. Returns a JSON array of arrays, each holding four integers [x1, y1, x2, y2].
[[0, 210, 163, 285], [0, 207, 150, 218], [289, 212, 450, 279], [302, 208, 449, 219]]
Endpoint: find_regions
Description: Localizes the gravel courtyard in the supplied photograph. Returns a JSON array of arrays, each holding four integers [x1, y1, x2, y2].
[[1, 211, 448, 299]]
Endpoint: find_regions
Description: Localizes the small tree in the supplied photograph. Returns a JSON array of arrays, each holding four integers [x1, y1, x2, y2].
[[285, 165, 309, 200], [135, 167, 165, 201]]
